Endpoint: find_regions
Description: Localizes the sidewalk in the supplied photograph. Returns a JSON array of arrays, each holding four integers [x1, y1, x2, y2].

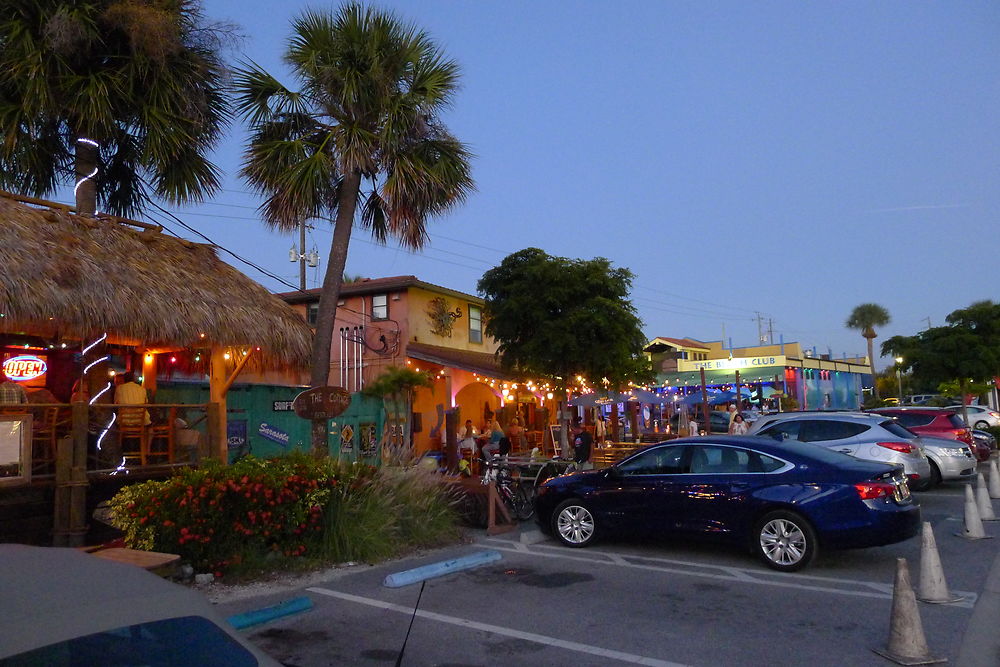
[[956, 524, 1000, 666]]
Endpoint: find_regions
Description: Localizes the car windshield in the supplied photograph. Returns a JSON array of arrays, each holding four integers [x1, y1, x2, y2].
[[2, 615, 259, 666], [880, 420, 916, 439]]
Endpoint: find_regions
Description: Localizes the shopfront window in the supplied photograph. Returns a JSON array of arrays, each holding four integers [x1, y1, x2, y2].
[[306, 302, 319, 326]]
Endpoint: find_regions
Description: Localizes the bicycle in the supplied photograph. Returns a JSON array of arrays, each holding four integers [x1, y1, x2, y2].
[[482, 455, 534, 521]]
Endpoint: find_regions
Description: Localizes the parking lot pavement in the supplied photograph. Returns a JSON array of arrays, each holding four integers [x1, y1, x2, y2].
[[215, 473, 1000, 667]]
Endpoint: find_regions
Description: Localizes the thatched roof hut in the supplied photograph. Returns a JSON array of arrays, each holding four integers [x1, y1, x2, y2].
[[0, 192, 312, 369]]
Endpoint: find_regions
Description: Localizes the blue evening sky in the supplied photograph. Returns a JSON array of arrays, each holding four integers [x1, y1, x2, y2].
[[116, 2, 1000, 366]]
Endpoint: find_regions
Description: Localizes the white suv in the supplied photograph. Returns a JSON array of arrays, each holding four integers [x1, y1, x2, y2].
[[747, 412, 933, 488]]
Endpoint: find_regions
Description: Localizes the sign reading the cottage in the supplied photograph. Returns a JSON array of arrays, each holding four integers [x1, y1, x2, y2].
[[293, 386, 352, 421], [677, 355, 787, 372], [2, 355, 47, 382]]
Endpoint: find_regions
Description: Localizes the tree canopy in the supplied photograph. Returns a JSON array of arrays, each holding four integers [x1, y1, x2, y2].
[[0, 0, 231, 216], [234, 3, 474, 416], [477, 247, 652, 391]]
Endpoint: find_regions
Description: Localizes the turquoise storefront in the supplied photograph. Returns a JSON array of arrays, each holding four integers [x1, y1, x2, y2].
[[157, 382, 386, 463]]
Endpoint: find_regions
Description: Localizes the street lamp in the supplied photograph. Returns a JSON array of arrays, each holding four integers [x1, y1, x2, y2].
[[894, 357, 904, 402]]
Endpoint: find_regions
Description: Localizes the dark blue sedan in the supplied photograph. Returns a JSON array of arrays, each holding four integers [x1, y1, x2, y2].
[[534, 436, 921, 571]]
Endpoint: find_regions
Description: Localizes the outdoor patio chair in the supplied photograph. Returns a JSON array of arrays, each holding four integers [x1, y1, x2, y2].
[[118, 407, 148, 465]]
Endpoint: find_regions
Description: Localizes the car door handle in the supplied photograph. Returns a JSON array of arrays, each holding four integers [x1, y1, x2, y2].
[[837, 449, 852, 454]]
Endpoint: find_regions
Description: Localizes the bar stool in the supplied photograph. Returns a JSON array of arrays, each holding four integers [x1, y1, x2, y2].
[[31, 406, 66, 473], [147, 421, 174, 463], [118, 407, 148, 465]]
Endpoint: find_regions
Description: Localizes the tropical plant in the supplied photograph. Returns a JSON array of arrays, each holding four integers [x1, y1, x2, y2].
[[846, 303, 891, 399], [362, 366, 433, 456], [234, 4, 473, 453], [0, 0, 231, 216], [478, 247, 653, 447]]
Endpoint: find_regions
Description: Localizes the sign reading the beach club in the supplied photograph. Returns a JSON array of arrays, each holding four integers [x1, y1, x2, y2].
[[677, 355, 786, 372], [2, 355, 47, 382]]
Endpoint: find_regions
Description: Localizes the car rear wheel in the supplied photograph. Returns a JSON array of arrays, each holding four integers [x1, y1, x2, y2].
[[552, 499, 596, 547], [975, 420, 989, 430], [754, 510, 817, 572]]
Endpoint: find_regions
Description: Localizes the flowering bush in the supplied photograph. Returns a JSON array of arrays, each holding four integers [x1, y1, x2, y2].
[[108, 453, 459, 577]]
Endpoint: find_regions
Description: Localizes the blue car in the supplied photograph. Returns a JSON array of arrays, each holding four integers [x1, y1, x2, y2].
[[534, 436, 920, 571]]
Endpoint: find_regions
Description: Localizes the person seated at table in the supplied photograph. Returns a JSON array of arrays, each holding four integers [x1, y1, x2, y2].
[[0, 375, 28, 405], [458, 419, 478, 459], [114, 372, 150, 425], [481, 419, 505, 459]]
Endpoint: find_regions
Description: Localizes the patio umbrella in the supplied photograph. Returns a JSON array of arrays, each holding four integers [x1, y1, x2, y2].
[[623, 388, 663, 403], [567, 392, 621, 407], [761, 386, 782, 397]]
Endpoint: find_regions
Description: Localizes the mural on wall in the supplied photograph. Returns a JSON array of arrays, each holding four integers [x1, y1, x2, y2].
[[426, 297, 462, 337]]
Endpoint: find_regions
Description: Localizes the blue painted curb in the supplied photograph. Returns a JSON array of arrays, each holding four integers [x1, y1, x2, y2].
[[383, 550, 502, 588], [227, 596, 314, 630]]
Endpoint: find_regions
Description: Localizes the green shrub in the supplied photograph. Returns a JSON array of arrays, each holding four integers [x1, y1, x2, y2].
[[108, 453, 460, 578]]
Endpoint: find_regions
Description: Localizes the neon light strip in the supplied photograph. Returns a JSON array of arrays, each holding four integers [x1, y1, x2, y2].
[[81, 333, 107, 356], [96, 412, 116, 452], [89, 381, 111, 405], [83, 355, 110, 376]]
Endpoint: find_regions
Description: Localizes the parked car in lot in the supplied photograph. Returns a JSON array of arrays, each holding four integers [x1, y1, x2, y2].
[[0, 544, 281, 666], [913, 435, 978, 487], [953, 405, 1000, 431], [904, 394, 943, 405], [746, 412, 932, 486], [973, 429, 996, 459], [536, 436, 919, 572], [868, 407, 979, 458]]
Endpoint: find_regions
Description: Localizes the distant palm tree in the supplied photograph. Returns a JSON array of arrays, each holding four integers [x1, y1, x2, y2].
[[235, 4, 473, 451], [846, 303, 891, 399], [0, 0, 230, 216]]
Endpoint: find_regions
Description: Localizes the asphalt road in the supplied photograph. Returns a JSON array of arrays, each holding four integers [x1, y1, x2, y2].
[[215, 467, 1000, 667]]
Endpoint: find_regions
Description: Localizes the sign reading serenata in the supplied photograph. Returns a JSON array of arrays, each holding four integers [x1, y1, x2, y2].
[[2, 355, 47, 381]]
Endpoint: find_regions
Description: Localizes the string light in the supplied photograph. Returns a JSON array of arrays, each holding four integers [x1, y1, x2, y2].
[[72, 138, 100, 203]]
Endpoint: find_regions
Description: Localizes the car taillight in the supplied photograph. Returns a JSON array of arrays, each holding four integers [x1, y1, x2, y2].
[[877, 441, 914, 454], [990, 412, 1000, 418], [855, 482, 896, 500], [956, 429, 973, 445]]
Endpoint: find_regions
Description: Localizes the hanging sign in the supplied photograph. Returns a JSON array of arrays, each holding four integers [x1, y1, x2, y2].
[[2, 355, 47, 382], [293, 386, 352, 421]]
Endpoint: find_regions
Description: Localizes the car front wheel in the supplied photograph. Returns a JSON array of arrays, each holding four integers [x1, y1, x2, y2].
[[753, 510, 817, 572], [552, 499, 597, 547]]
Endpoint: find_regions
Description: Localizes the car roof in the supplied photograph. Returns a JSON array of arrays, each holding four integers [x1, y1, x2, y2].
[[870, 407, 957, 415], [754, 411, 884, 423], [0, 545, 280, 663]]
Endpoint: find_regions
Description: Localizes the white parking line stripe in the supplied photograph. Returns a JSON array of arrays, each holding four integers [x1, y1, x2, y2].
[[306, 587, 689, 667], [482, 543, 977, 608]]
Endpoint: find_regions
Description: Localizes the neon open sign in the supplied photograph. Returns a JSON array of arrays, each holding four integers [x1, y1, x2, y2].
[[2, 355, 47, 382]]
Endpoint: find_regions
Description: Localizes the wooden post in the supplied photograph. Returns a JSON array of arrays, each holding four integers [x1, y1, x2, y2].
[[444, 408, 458, 472], [735, 370, 742, 412], [610, 401, 620, 444], [700, 368, 710, 433], [142, 351, 157, 399], [208, 348, 228, 462], [68, 401, 88, 546], [628, 401, 639, 442], [54, 402, 89, 546], [206, 401, 223, 463]]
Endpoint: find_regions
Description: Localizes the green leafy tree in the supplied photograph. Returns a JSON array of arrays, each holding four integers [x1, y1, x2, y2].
[[846, 303, 891, 399], [882, 323, 999, 425], [478, 248, 652, 447], [947, 300, 1000, 381], [0, 0, 230, 216], [235, 4, 473, 454]]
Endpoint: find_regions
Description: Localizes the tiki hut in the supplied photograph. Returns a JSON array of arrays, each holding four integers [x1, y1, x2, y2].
[[0, 190, 312, 470]]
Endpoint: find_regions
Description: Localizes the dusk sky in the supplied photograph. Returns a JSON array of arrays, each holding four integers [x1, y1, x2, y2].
[[94, 1, 1000, 367]]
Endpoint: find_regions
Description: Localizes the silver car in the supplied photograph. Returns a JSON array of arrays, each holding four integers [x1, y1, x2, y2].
[[747, 412, 932, 487], [954, 405, 1000, 430], [914, 434, 977, 487]]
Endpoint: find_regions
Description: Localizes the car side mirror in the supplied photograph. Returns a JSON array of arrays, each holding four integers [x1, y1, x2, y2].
[[606, 466, 621, 480]]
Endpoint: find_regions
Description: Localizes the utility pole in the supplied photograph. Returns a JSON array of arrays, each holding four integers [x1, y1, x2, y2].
[[923, 316, 932, 329], [768, 319, 774, 345], [298, 219, 306, 291], [755, 312, 766, 343]]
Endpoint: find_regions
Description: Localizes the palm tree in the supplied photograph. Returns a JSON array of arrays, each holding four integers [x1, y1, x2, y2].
[[235, 4, 473, 452], [0, 0, 230, 217], [846, 303, 891, 400]]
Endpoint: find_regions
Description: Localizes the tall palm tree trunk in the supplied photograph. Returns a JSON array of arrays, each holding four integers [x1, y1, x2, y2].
[[74, 136, 99, 216], [865, 333, 879, 400], [310, 170, 362, 452]]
